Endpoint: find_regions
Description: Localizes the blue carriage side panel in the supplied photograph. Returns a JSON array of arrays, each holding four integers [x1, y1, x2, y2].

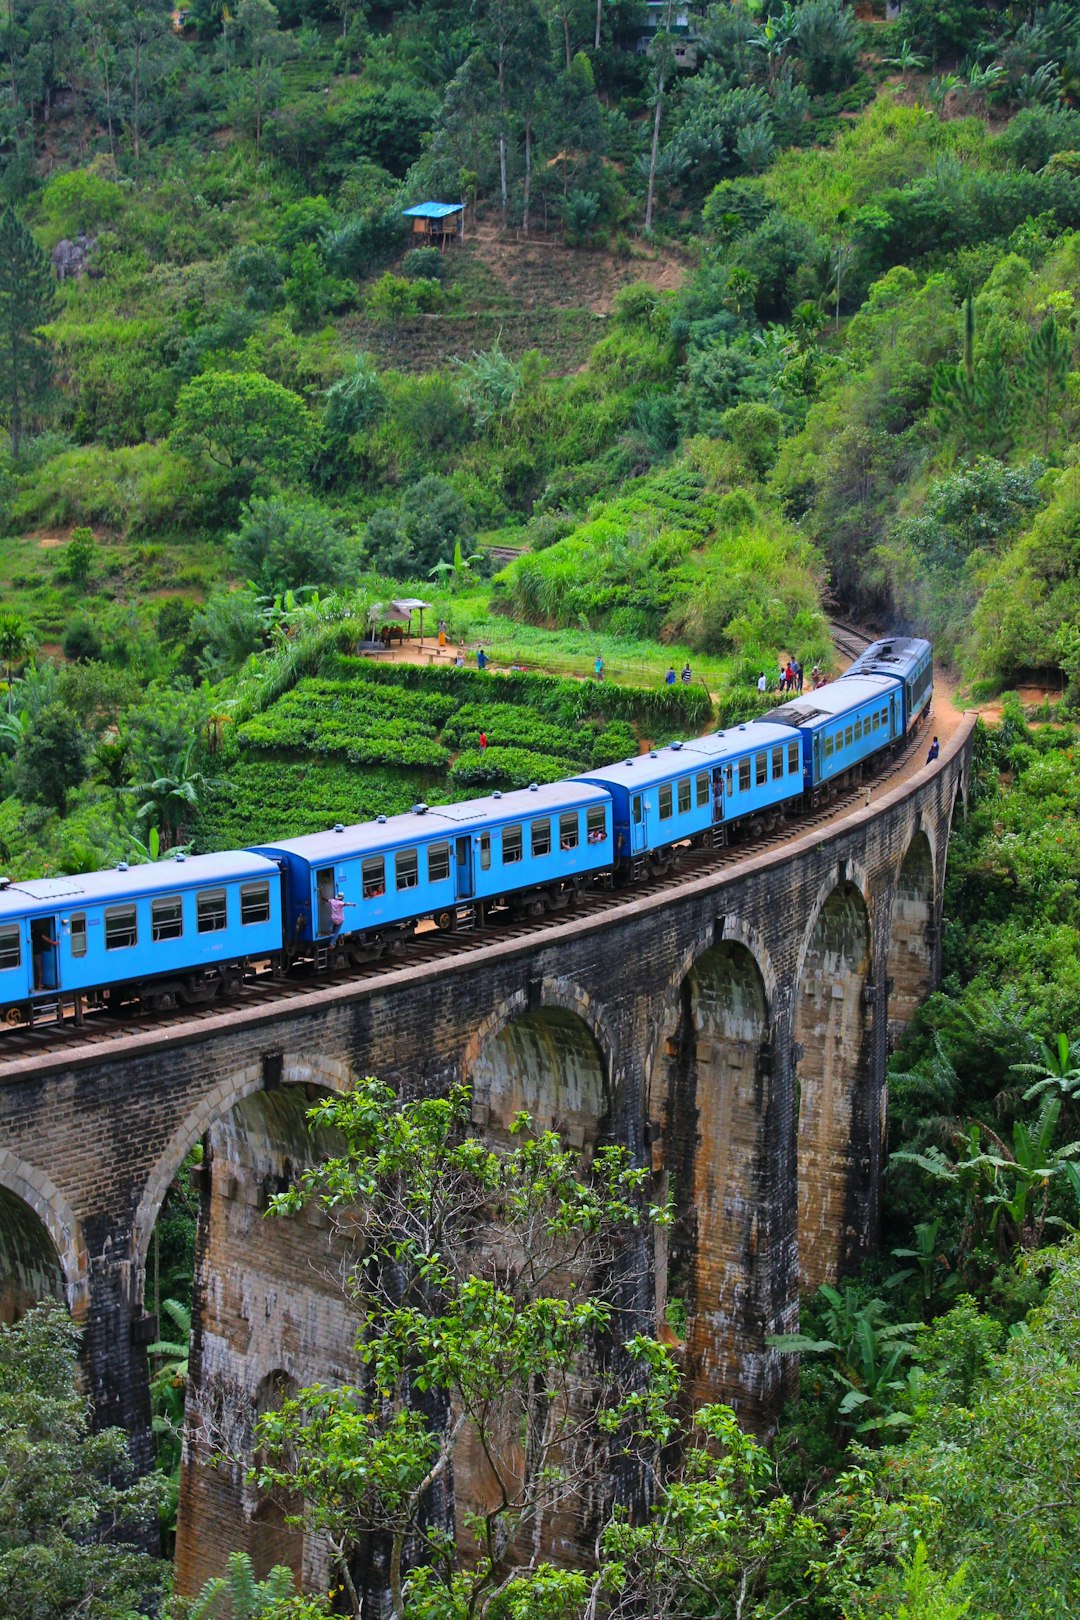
[[762, 675, 903, 789], [839, 636, 932, 731], [682, 722, 806, 825], [0, 852, 283, 1001], [253, 814, 459, 942], [429, 782, 614, 902], [573, 748, 716, 859]]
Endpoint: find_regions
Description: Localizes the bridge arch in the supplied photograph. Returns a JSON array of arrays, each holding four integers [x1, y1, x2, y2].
[[133, 1051, 355, 1276], [794, 878, 873, 1293], [648, 928, 776, 1414], [0, 1147, 86, 1317], [887, 830, 936, 1044], [467, 985, 612, 1145]]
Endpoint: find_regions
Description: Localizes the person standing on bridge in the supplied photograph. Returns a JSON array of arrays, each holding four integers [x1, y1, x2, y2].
[[927, 735, 940, 763]]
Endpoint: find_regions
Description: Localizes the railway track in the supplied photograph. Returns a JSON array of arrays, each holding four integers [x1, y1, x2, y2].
[[828, 619, 876, 665], [0, 723, 930, 1067]]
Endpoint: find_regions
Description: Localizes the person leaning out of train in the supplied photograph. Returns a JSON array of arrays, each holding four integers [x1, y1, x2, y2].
[[330, 893, 355, 932]]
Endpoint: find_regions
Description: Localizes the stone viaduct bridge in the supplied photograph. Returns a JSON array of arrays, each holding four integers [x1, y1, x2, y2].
[[0, 719, 974, 1595]]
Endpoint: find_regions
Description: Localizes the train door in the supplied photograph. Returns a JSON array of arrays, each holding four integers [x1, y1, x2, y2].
[[315, 868, 335, 935], [630, 792, 647, 853], [890, 692, 899, 738], [456, 835, 473, 899], [711, 770, 724, 823], [29, 916, 59, 992]]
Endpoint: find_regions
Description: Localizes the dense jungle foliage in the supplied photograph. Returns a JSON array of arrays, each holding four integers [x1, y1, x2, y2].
[[4, 0, 1080, 1614]]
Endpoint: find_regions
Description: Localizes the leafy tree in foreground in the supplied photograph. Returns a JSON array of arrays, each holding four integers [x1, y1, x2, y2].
[[257, 1078, 673, 1620], [0, 207, 58, 458], [0, 1304, 166, 1620]]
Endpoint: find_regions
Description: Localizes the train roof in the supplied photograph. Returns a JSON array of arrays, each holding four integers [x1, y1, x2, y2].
[[575, 723, 801, 791], [0, 850, 278, 920], [842, 636, 931, 679], [762, 674, 900, 731], [252, 781, 611, 864]]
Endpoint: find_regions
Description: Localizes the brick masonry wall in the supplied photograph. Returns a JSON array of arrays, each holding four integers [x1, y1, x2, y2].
[[0, 725, 974, 1589]]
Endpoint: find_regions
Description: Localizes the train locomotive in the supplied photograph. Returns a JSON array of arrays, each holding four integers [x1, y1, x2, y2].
[[0, 636, 932, 1027]]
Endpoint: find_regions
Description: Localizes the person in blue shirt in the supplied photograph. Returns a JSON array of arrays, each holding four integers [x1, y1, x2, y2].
[[476, 647, 488, 671], [926, 735, 940, 763], [665, 666, 676, 686], [594, 654, 604, 681]]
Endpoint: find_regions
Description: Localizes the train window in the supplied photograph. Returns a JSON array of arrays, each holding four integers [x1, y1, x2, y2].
[[824, 734, 834, 758], [755, 752, 767, 786], [559, 813, 579, 849], [771, 746, 784, 777], [658, 785, 673, 819], [725, 764, 734, 795], [241, 882, 271, 925], [0, 924, 20, 971], [396, 849, 419, 890], [844, 726, 853, 748], [587, 807, 607, 843], [677, 777, 691, 814], [428, 843, 450, 883], [880, 707, 889, 728], [502, 825, 523, 864], [787, 742, 800, 774], [739, 757, 751, 791], [872, 711, 879, 730], [531, 818, 551, 858], [105, 905, 138, 950], [152, 896, 184, 941], [854, 718, 862, 741], [197, 889, 227, 933], [696, 772, 709, 808], [480, 833, 492, 870], [362, 856, 385, 898], [69, 913, 87, 958], [632, 794, 643, 825]]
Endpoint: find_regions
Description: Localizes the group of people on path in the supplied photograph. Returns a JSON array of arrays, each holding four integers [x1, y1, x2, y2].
[[756, 657, 829, 697], [665, 663, 694, 687]]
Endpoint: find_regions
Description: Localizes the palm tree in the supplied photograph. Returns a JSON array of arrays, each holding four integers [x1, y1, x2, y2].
[[0, 611, 32, 714]]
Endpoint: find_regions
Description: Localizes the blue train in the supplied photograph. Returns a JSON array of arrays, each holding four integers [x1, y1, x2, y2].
[[0, 636, 931, 1026]]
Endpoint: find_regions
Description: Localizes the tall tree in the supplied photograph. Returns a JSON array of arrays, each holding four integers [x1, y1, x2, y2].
[[234, 0, 288, 156], [116, 0, 176, 182], [643, 2, 678, 234], [0, 206, 57, 458], [0, 609, 32, 713], [1024, 314, 1070, 457]]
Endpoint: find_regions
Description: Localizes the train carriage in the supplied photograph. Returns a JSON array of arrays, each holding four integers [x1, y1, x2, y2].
[[763, 674, 904, 797], [251, 781, 615, 952], [0, 851, 282, 1021], [575, 721, 806, 871], [840, 636, 932, 731]]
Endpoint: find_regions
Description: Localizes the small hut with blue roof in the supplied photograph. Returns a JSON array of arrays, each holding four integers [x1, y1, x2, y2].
[[402, 201, 465, 246]]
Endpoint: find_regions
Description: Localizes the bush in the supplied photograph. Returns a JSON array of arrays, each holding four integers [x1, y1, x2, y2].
[[449, 745, 581, 789], [62, 618, 104, 663], [230, 495, 358, 595], [402, 247, 448, 282]]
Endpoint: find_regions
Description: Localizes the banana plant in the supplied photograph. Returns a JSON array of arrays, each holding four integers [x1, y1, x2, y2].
[[889, 1218, 958, 1314], [767, 1285, 921, 1435], [1016, 1033, 1080, 1105]]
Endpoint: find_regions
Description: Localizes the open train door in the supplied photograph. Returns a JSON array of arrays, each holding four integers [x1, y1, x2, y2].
[[29, 916, 59, 992], [630, 792, 648, 854]]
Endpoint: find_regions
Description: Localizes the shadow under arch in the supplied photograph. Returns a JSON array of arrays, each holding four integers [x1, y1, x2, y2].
[[0, 1148, 85, 1317], [794, 880, 872, 1293], [887, 830, 936, 1044], [469, 1002, 609, 1146], [133, 1051, 355, 1278], [650, 938, 778, 1421]]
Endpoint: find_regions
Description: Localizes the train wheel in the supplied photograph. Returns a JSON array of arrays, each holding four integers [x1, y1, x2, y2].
[[4, 1006, 23, 1026], [434, 909, 455, 932]]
